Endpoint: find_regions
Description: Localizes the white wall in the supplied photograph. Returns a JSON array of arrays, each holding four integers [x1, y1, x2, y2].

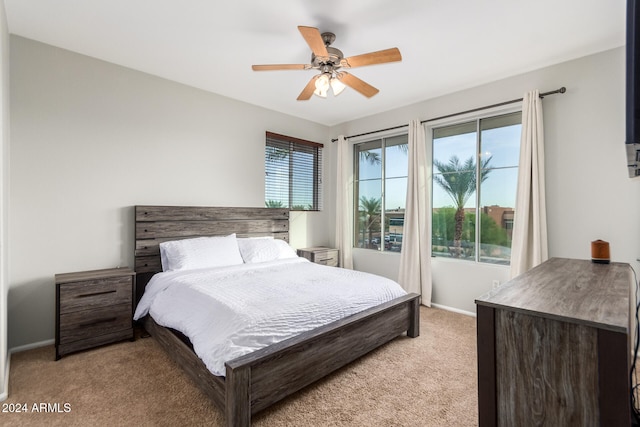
[[8, 36, 333, 349], [8, 36, 640, 347], [331, 47, 640, 313], [0, 0, 9, 401]]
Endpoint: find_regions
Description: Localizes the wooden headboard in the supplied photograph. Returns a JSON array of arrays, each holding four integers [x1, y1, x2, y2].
[[134, 205, 290, 304]]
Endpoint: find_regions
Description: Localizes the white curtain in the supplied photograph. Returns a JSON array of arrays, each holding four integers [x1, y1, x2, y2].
[[510, 90, 548, 278], [335, 135, 354, 269], [398, 120, 432, 304]]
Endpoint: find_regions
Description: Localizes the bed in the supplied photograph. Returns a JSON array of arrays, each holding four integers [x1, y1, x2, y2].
[[133, 205, 420, 427]]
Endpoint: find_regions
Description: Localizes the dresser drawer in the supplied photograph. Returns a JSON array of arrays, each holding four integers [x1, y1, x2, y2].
[[59, 276, 132, 314], [59, 303, 132, 345]]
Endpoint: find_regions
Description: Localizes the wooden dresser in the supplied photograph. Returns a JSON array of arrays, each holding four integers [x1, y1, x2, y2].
[[55, 267, 136, 360], [297, 247, 339, 267], [475, 257, 632, 426]]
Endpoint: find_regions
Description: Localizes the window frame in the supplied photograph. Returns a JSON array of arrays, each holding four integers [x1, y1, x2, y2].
[[353, 131, 409, 252], [427, 105, 521, 265], [264, 131, 323, 211]]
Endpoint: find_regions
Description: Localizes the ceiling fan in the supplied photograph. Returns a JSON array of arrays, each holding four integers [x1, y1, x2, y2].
[[252, 26, 402, 100]]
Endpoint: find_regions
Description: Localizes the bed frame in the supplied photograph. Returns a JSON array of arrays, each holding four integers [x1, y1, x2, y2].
[[134, 205, 420, 427]]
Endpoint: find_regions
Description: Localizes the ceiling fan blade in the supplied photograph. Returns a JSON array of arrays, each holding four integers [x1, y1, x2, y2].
[[338, 72, 379, 98], [298, 26, 329, 58], [297, 76, 318, 101], [252, 64, 307, 71], [342, 48, 402, 68]]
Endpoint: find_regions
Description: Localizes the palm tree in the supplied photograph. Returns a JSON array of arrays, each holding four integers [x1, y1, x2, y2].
[[265, 200, 285, 208], [360, 150, 381, 165], [433, 155, 492, 257], [265, 145, 289, 162], [358, 142, 407, 166], [358, 196, 382, 249]]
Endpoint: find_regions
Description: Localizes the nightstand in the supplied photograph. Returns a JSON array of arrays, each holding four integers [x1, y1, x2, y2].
[[297, 247, 339, 267], [55, 267, 136, 360]]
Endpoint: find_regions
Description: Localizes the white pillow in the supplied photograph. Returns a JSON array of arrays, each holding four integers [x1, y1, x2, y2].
[[159, 234, 244, 272], [236, 236, 272, 261], [237, 237, 298, 263]]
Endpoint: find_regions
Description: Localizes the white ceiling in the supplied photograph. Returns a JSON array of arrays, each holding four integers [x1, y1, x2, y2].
[[4, 0, 627, 126]]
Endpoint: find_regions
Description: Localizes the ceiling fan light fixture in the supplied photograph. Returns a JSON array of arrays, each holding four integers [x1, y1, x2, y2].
[[330, 74, 346, 96], [313, 87, 328, 98], [313, 73, 331, 98]]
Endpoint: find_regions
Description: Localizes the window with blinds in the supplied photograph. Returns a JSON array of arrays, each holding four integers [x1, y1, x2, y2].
[[265, 131, 323, 211]]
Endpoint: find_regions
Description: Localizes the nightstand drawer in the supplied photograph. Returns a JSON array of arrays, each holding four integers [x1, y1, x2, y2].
[[297, 247, 339, 267], [314, 251, 338, 266], [59, 303, 132, 345], [55, 267, 136, 359], [59, 276, 132, 314]]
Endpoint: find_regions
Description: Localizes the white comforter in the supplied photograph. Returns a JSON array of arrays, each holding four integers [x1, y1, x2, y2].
[[134, 257, 407, 376]]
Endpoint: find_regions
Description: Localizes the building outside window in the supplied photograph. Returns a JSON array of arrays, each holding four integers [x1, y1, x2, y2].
[[431, 111, 521, 265], [265, 131, 323, 211], [354, 134, 408, 252]]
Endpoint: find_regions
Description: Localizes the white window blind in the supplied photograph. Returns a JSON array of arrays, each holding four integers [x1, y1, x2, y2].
[[265, 131, 323, 211]]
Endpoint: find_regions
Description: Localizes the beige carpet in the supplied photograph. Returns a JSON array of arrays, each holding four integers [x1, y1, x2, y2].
[[2, 306, 478, 426]]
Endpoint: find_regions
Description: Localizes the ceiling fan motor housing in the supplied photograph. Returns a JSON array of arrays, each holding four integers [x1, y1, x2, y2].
[[311, 46, 344, 70], [321, 32, 336, 45]]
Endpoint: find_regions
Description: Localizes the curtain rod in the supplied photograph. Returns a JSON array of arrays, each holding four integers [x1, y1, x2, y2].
[[331, 86, 566, 142]]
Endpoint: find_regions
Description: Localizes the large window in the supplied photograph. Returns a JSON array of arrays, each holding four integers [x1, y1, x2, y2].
[[431, 112, 521, 265], [354, 134, 408, 252], [265, 132, 323, 211]]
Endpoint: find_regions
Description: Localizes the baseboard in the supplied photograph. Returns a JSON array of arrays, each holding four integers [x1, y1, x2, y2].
[[431, 303, 476, 317], [9, 338, 54, 354], [0, 349, 8, 402], [0, 339, 55, 401]]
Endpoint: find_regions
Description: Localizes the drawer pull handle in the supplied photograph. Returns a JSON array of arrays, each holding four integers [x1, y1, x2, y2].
[[76, 290, 117, 298], [318, 258, 333, 262], [79, 317, 117, 328]]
